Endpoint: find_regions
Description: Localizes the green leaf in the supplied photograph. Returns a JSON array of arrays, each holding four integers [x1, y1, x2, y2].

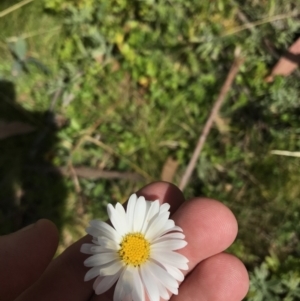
[[25, 57, 51, 75], [15, 38, 27, 61], [11, 61, 23, 77]]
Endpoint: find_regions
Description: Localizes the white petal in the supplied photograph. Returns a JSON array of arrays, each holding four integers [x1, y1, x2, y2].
[[80, 243, 94, 254], [141, 200, 160, 234], [147, 261, 178, 294], [94, 269, 123, 295], [123, 294, 133, 301], [93, 275, 104, 290], [133, 196, 147, 232], [86, 227, 103, 238], [99, 260, 124, 276], [85, 225, 122, 242], [84, 266, 101, 281], [156, 251, 189, 263], [158, 225, 183, 237], [90, 245, 115, 253], [114, 267, 134, 301], [148, 200, 160, 219], [163, 264, 184, 282], [115, 203, 129, 233], [84, 252, 118, 267], [152, 232, 185, 243], [168, 286, 178, 295], [126, 193, 137, 232], [159, 203, 170, 214], [140, 263, 160, 301], [114, 276, 125, 301], [107, 204, 127, 236], [145, 212, 170, 241], [123, 267, 135, 296], [145, 200, 152, 211], [115, 202, 126, 216], [156, 280, 170, 300], [152, 220, 180, 239], [151, 239, 187, 250], [92, 237, 101, 245], [90, 220, 122, 242], [151, 251, 189, 270], [132, 268, 145, 301], [97, 236, 119, 250]]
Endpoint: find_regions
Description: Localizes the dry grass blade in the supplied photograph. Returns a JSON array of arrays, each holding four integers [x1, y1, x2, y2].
[[28, 166, 144, 181], [179, 55, 244, 191], [161, 157, 179, 182], [270, 150, 300, 158], [67, 167, 144, 181], [0, 0, 34, 18], [84, 136, 153, 181], [221, 11, 298, 37]]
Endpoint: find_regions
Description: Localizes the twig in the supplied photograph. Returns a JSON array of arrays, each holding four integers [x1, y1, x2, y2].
[[221, 11, 298, 37], [68, 162, 85, 216], [270, 150, 300, 158], [5, 27, 61, 42], [49, 88, 62, 112], [0, 0, 34, 18], [70, 103, 121, 156], [179, 55, 244, 191], [84, 136, 153, 181], [68, 162, 82, 193], [70, 120, 104, 156], [66, 166, 144, 181], [26, 165, 144, 181], [236, 9, 256, 34]]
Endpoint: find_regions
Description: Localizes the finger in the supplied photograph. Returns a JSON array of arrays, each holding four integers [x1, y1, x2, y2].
[[171, 253, 249, 301], [0, 219, 59, 301], [17, 182, 185, 301], [173, 197, 238, 273]]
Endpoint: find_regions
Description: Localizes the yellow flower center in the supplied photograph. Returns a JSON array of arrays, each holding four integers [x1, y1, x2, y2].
[[118, 233, 150, 266]]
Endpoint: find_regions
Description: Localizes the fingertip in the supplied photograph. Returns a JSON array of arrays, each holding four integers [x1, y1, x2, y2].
[[174, 198, 238, 263], [226, 254, 250, 299], [196, 253, 249, 301], [137, 181, 185, 213], [173, 253, 249, 301], [35, 219, 59, 256], [137, 181, 183, 199], [195, 198, 238, 244]]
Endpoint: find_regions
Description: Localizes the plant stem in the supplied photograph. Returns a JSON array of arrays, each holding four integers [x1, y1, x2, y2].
[[222, 11, 298, 37], [0, 0, 34, 18], [271, 150, 300, 158]]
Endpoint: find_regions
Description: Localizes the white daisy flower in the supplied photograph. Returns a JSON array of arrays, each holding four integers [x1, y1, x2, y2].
[[81, 193, 189, 301]]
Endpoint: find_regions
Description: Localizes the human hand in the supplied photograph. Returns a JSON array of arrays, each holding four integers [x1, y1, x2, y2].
[[1, 182, 249, 301]]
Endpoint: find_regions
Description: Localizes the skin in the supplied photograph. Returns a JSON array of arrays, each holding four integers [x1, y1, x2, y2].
[[0, 182, 249, 301]]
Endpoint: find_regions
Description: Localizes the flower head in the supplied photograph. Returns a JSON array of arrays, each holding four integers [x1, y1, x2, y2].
[[81, 193, 188, 301]]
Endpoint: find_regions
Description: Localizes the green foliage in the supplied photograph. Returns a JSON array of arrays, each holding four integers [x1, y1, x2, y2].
[[249, 256, 300, 301], [7, 38, 50, 76], [1, 0, 300, 299]]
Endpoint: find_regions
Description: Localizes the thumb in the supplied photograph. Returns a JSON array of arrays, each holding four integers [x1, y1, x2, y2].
[[0, 219, 59, 301]]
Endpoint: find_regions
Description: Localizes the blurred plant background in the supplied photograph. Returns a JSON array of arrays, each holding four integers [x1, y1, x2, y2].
[[1, 0, 300, 299]]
